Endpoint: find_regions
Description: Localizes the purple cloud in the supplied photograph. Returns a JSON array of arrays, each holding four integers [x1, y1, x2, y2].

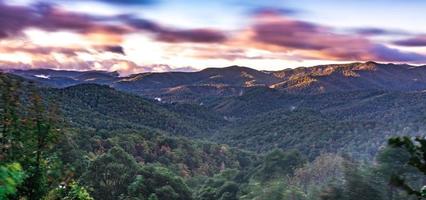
[[249, 7, 300, 16], [352, 28, 406, 36], [370, 44, 426, 62], [102, 45, 125, 55], [122, 16, 227, 43], [393, 35, 426, 47], [93, 0, 157, 5], [250, 12, 426, 63], [0, 2, 130, 39], [0, 2, 227, 44]]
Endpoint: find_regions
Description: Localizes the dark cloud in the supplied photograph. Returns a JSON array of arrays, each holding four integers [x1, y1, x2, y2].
[[352, 27, 407, 36], [393, 35, 426, 47], [0, 2, 34, 38], [155, 29, 227, 43], [252, 16, 361, 51], [0, 2, 226, 44], [102, 45, 125, 55], [370, 44, 426, 62], [253, 20, 330, 50], [94, 0, 157, 5], [122, 16, 227, 43], [250, 13, 426, 63], [122, 16, 161, 31], [0, 2, 130, 39]]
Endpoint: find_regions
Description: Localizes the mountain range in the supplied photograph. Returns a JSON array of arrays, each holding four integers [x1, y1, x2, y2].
[[5, 61, 426, 159], [3, 61, 426, 199], [9, 61, 426, 103]]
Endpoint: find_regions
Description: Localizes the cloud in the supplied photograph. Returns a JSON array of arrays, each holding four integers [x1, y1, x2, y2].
[[101, 45, 125, 55], [154, 28, 227, 43], [250, 12, 367, 51], [1, 0, 426, 71], [122, 16, 227, 43], [369, 44, 426, 62], [0, 2, 130, 39], [92, 0, 157, 5], [393, 35, 426, 47], [0, 46, 83, 57], [0, 2, 226, 45], [248, 12, 426, 63], [0, 56, 197, 76], [249, 7, 300, 16], [137, 64, 197, 73], [191, 46, 271, 61], [352, 28, 407, 36]]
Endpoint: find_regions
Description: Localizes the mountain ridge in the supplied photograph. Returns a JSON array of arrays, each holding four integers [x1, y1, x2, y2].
[[8, 61, 426, 103]]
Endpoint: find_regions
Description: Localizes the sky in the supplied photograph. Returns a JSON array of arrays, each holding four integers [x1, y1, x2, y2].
[[1, 0, 426, 75]]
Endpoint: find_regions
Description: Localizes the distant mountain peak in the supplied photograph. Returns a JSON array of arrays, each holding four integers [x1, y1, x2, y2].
[[10, 61, 426, 101], [201, 65, 255, 72]]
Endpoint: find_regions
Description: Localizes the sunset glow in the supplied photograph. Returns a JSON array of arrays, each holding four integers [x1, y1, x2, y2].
[[1, 0, 426, 75]]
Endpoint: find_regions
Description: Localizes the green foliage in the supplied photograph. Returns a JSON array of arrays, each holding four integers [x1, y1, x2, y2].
[[1, 74, 63, 200], [316, 162, 384, 200], [210, 88, 426, 160], [342, 162, 384, 200], [4, 73, 426, 200], [388, 136, 426, 198], [253, 149, 306, 181], [240, 180, 293, 200], [44, 181, 93, 200], [148, 193, 159, 200], [63, 182, 93, 200], [126, 165, 193, 200], [196, 170, 240, 200], [319, 184, 344, 200], [43, 84, 226, 137], [0, 163, 25, 199], [83, 147, 139, 200]]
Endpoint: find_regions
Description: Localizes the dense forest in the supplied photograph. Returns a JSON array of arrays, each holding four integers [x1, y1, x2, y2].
[[1, 72, 426, 200]]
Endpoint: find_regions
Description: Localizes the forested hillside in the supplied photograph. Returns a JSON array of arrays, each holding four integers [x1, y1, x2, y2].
[[10, 62, 426, 104], [42, 84, 226, 137], [2, 71, 426, 200], [208, 88, 426, 159]]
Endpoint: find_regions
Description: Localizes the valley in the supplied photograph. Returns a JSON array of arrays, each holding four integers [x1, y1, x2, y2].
[[2, 62, 426, 200]]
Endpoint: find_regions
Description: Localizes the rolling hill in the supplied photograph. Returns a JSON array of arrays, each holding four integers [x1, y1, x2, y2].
[[6, 62, 426, 159], [9, 62, 426, 104]]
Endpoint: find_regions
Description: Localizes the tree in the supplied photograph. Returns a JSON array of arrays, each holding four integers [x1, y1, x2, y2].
[[0, 163, 24, 199], [255, 149, 306, 181], [290, 153, 345, 193], [83, 146, 139, 200], [148, 194, 159, 200], [388, 136, 426, 199], [282, 186, 307, 200], [0, 74, 22, 161], [127, 165, 193, 200], [343, 161, 383, 200], [0, 77, 62, 200], [319, 184, 344, 200], [240, 180, 286, 200], [18, 89, 61, 200], [44, 181, 94, 200], [155, 185, 179, 200], [376, 146, 419, 200], [196, 170, 240, 200]]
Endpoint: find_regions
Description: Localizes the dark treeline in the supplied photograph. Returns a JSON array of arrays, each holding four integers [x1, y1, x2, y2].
[[1, 73, 426, 200]]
